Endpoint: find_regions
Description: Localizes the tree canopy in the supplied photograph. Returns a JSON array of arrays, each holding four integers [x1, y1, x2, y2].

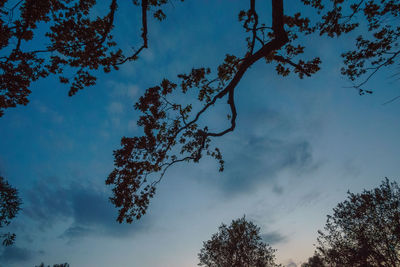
[[1, 0, 399, 222], [307, 178, 400, 267], [301, 253, 325, 267], [107, 0, 400, 222], [198, 216, 280, 267], [0, 176, 21, 246]]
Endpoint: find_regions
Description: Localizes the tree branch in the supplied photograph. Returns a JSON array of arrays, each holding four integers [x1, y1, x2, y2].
[[117, 0, 148, 64], [108, 0, 290, 222], [273, 55, 311, 77], [141, 0, 148, 48]]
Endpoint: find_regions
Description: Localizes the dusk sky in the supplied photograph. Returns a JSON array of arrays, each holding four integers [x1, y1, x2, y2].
[[1, 1, 400, 266]]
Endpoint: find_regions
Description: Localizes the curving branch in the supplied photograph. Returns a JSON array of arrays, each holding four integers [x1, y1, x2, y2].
[[107, 0, 294, 223], [117, 0, 149, 64], [141, 0, 148, 48]]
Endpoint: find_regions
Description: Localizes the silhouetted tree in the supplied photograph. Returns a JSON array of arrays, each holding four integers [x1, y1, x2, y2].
[[310, 178, 400, 267], [0, 0, 172, 116], [301, 253, 326, 267], [1, 1, 399, 222], [312, 0, 400, 96], [35, 263, 69, 267], [198, 216, 281, 267], [107, 0, 400, 222], [0, 176, 21, 246]]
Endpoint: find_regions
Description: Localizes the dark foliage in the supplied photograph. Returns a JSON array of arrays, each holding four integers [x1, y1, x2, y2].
[[198, 216, 280, 267], [303, 0, 400, 96], [309, 178, 400, 267], [108, 0, 400, 223], [0, 176, 21, 246], [35, 263, 69, 267], [0, 0, 175, 116], [301, 253, 326, 267], [1, 1, 399, 223], [107, 0, 323, 223]]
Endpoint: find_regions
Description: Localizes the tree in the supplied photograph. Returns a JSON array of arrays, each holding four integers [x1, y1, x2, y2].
[[301, 253, 326, 267], [0, 0, 170, 116], [0, 0, 117, 116], [0, 176, 21, 246], [309, 178, 400, 267], [305, 0, 400, 96], [198, 216, 280, 267], [1, 1, 399, 222], [106, 0, 400, 222], [35, 263, 69, 267]]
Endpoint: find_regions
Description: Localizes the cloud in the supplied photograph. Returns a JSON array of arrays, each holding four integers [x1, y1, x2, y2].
[[34, 101, 64, 124], [107, 101, 124, 114], [23, 178, 151, 241], [217, 137, 313, 195], [199, 107, 316, 196], [127, 120, 138, 132], [60, 226, 92, 240], [299, 191, 321, 206], [0, 246, 35, 264], [107, 81, 139, 100], [285, 261, 298, 267], [261, 231, 287, 245], [272, 184, 284, 195], [23, 178, 72, 228], [104, 81, 140, 131]]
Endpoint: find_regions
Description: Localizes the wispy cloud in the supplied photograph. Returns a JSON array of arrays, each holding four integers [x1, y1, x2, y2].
[[107, 101, 124, 114], [285, 260, 298, 267], [0, 246, 37, 264], [261, 231, 287, 245], [34, 101, 64, 124], [103, 81, 141, 132], [107, 81, 139, 100], [216, 136, 313, 195], [196, 107, 316, 196], [23, 178, 152, 242]]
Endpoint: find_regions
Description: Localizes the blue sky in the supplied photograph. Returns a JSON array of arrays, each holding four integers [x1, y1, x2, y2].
[[1, 0, 400, 266]]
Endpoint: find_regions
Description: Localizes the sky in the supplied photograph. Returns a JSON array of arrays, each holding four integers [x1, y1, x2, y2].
[[1, 0, 400, 266]]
